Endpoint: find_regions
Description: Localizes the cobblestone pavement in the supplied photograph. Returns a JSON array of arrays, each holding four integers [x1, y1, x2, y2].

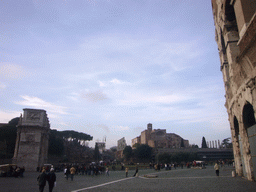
[[1, 166, 256, 192]]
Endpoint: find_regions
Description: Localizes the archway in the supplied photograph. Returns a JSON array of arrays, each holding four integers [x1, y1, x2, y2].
[[242, 102, 256, 180], [242, 102, 256, 129]]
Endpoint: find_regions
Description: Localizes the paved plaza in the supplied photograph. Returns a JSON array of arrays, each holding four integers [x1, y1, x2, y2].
[[1, 166, 256, 192]]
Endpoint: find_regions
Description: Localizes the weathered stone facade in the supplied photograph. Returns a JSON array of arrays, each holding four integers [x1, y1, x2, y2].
[[12, 109, 50, 171], [96, 142, 106, 154], [117, 137, 127, 151], [212, 0, 256, 181], [132, 123, 189, 149]]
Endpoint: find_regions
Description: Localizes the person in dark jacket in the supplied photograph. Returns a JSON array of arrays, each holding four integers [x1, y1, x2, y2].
[[37, 168, 47, 192], [133, 166, 138, 177], [47, 168, 56, 192]]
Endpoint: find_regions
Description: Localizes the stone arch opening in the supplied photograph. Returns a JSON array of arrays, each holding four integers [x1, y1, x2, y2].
[[243, 102, 256, 129], [224, 0, 239, 34], [225, 0, 236, 23]]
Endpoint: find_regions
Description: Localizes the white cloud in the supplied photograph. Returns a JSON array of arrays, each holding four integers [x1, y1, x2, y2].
[[116, 92, 191, 106], [86, 123, 110, 133], [0, 82, 6, 89], [110, 78, 124, 85], [98, 81, 106, 87], [0, 62, 28, 80], [15, 95, 68, 115], [81, 90, 108, 102], [114, 125, 130, 131], [66, 92, 80, 102], [0, 110, 21, 123], [74, 34, 202, 73]]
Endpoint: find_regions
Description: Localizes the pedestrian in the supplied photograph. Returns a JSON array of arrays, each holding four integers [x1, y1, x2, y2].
[[47, 168, 56, 192], [37, 168, 47, 192], [70, 166, 76, 181], [106, 167, 109, 176], [125, 167, 129, 177], [214, 162, 220, 176], [20, 166, 25, 177], [133, 166, 138, 177], [65, 166, 70, 180], [14, 166, 20, 178]]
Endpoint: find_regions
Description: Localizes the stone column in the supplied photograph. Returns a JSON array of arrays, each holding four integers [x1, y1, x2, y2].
[[240, 118, 254, 181]]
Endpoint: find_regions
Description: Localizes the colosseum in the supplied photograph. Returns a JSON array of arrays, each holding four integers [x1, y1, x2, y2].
[[212, 0, 256, 181]]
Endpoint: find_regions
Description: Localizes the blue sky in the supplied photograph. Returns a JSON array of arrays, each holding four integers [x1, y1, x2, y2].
[[0, 0, 230, 148]]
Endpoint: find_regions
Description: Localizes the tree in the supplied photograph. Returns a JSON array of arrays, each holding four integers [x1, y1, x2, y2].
[[190, 144, 199, 148], [8, 117, 20, 126], [221, 137, 232, 148], [134, 144, 153, 162], [110, 146, 117, 153], [61, 130, 93, 144], [157, 152, 198, 164], [157, 153, 171, 164], [0, 117, 19, 158], [48, 129, 64, 156], [94, 143, 100, 162], [201, 137, 208, 148], [123, 146, 133, 161]]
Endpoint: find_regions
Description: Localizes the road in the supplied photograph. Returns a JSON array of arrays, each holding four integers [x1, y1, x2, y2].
[[1, 166, 256, 192]]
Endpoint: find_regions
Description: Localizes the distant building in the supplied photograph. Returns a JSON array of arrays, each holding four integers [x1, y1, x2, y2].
[[131, 136, 141, 148], [96, 142, 106, 154], [117, 137, 127, 151], [132, 123, 189, 149], [212, 0, 256, 181], [116, 137, 127, 159]]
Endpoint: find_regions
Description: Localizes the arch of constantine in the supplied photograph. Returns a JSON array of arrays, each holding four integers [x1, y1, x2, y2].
[[12, 109, 50, 171]]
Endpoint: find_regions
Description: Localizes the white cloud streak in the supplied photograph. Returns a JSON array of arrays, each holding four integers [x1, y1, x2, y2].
[[0, 62, 28, 80], [0, 110, 21, 123], [15, 95, 68, 115]]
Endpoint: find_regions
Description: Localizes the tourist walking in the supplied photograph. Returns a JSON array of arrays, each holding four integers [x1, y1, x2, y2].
[[70, 166, 76, 181], [125, 167, 129, 177], [47, 168, 56, 192], [106, 167, 109, 176], [65, 166, 70, 180], [214, 162, 220, 176], [37, 168, 47, 192], [133, 166, 138, 177], [20, 166, 25, 177]]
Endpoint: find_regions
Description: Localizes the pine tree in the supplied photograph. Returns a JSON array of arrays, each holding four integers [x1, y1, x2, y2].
[[94, 143, 100, 162], [201, 137, 208, 148]]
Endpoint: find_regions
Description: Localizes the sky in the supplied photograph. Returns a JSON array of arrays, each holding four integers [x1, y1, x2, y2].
[[0, 0, 231, 149]]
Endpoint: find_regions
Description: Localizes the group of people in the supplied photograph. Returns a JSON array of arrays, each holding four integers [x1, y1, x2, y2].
[[3, 166, 25, 178], [37, 167, 56, 192], [64, 166, 76, 181]]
